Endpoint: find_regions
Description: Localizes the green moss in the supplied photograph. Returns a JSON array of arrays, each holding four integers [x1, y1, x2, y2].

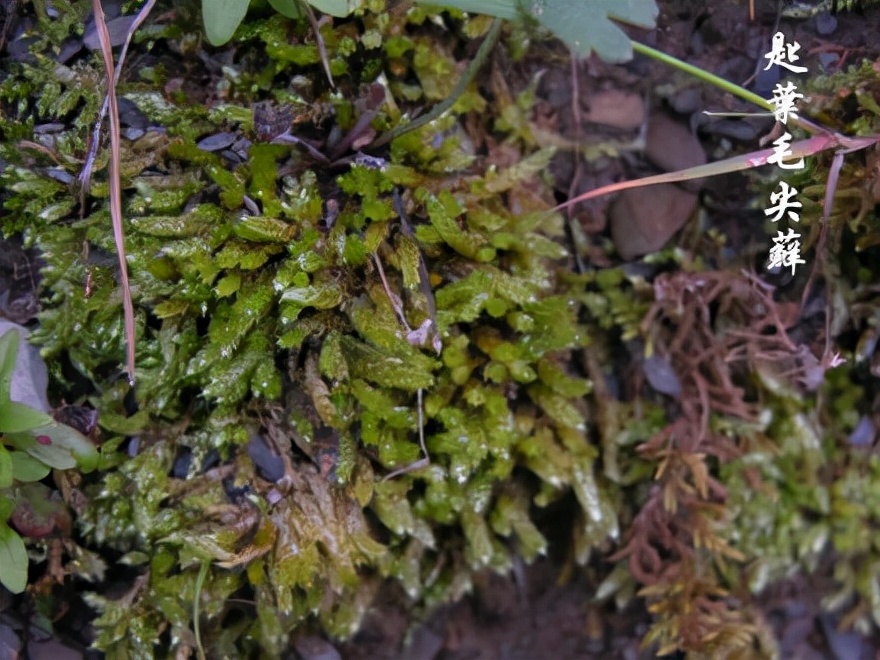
[[8, 0, 880, 656]]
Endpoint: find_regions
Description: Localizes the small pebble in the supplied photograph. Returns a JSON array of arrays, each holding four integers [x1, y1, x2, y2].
[[643, 354, 682, 399], [699, 118, 758, 142], [83, 15, 136, 51], [818, 53, 839, 72], [848, 416, 875, 447], [815, 12, 838, 36], [293, 636, 341, 660], [670, 87, 702, 115], [121, 127, 145, 141], [33, 123, 66, 134], [197, 132, 237, 152], [753, 63, 781, 99], [46, 168, 76, 185]]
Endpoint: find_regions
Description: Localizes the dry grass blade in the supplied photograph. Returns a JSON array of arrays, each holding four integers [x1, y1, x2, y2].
[[301, 0, 335, 91], [553, 132, 880, 214], [91, 0, 136, 384], [80, 0, 157, 197], [115, 0, 158, 82]]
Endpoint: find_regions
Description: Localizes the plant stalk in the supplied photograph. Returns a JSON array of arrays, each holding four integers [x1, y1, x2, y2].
[[630, 40, 828, 136]]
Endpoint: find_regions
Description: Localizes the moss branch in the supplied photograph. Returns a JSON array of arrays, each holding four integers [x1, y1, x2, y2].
[[371, 18, 503, 148]]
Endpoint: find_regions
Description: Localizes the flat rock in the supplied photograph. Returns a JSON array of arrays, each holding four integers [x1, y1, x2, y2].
[[83, 15, 136, 51], [24, 639, 80, 660], [293, 635, 341, 660], [197, 132, 237, 152], [584, 90, 646, 131], [0, 622, 21, 660], [609, 183, 698, 260], [645, 112, 706, 173]]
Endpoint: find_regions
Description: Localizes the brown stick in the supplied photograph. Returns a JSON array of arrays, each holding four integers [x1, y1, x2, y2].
[[91, 0, 136, 384]]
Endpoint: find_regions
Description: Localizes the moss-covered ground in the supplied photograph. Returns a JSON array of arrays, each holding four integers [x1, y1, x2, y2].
[[3, 0, 880, 657]]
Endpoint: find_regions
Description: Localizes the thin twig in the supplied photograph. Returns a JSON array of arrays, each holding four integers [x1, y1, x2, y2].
[[371, 202, 434, 480], [301, 0, 335, 91], [394, 190, 441, 354], [372, 251, 411, 332], [383, 388, 429, 480], [91, 0, 136, 384], [632, 38, 827, 137], [371, 18, 503, 149], [564, 52, 588, 275], [80, 0, 157, 198]]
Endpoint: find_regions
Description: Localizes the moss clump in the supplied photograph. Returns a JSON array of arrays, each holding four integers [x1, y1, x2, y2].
[[1, 2, 621, 655], [5, 1, 880, 657]]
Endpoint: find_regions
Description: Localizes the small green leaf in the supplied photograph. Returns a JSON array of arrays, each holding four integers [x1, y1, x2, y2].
[[0, 522, 27, 593], [421, 191, 494, 262], [0, 446, 11, 489], [461, 507, 494, 568], [483, 147, 556, 193], [308, 0, 361, 18], [0, 493, 13, 521], [35, 422, 98, 472], [0, 401, 54, 433], [202, 0, 250, 46], [414, 0, 520, 19], [6, 422, 98, 472], [0, 330, 19, 402], [339, 335, 435, 391], [7, 432, 74, 470], [531, 1, 658, 63], [415, 0, 658, 63], [216, 273, 242, 298], [268, 0, 303, 19], [9, 451, 51, 483], [234, 217, 297, 244]]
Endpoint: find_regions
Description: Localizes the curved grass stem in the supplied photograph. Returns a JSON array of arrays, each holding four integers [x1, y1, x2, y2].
[[630, 39, 828, 136]]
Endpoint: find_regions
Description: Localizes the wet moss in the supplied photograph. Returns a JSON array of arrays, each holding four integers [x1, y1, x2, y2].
[[5, 1, 880, 657], [2, 3, 616, 652]]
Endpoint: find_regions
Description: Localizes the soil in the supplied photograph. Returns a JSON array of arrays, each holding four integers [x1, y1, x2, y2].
[[2, 0, 880, 658]]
